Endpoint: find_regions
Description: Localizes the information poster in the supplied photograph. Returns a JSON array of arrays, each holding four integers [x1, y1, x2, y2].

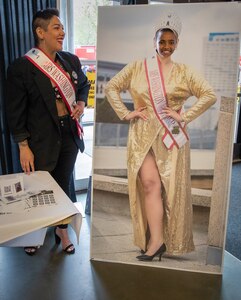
[[87, 70, 95, 107]]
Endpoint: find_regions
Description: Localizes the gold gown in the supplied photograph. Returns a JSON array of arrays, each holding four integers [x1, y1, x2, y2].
[[105, 59, 217, 255]]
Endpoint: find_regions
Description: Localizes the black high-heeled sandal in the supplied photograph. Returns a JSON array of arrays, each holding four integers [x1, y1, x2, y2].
[[54, 228, 75, 255], [24, 246, 38, 256], [136, 243, 166, 261], [63, 244, 75, 254]]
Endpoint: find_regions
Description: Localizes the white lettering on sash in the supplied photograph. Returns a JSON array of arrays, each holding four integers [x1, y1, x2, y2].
[[145, 55, 188, 149], [25, 48, 83, 137]]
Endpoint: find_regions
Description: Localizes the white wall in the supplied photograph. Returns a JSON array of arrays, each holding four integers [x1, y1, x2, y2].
[[97, 3, 241, 73]]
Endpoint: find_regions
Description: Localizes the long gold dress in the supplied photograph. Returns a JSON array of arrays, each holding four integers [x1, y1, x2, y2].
[[105, 59, 216, 255]]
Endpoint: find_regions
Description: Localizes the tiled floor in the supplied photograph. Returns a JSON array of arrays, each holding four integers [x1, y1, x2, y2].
[[91, 209, 221, 274]]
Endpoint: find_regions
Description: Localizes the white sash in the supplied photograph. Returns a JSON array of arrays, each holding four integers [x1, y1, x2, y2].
[[145, 55, 188, 149], [25, 47, 83, 137]]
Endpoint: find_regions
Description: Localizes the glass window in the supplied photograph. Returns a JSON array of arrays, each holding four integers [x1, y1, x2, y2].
[[71, 0, 116, 190]]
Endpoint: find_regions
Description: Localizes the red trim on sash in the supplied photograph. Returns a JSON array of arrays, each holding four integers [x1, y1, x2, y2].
[[144, 56, 189, 149], [25, 48, 83, 137], [144, 59, 178, 148]]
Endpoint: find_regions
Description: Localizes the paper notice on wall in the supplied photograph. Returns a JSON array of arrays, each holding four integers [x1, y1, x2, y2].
[[203, 32, 240, 97]]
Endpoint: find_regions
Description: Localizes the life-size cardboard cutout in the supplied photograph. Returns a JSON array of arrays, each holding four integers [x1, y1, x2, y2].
[[91, 3, 241, 274]]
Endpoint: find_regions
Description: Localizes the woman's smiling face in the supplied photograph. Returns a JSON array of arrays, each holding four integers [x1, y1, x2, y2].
[[37, 16, 65, 53], [154, 29, 178, 58]]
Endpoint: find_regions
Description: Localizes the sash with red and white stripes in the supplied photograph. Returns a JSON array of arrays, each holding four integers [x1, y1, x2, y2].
[[25, 47, 83, 137], [144, 55, 188, 149]]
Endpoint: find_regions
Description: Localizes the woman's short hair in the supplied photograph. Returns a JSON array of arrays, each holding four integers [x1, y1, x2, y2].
[[32, 8, 59, 46]]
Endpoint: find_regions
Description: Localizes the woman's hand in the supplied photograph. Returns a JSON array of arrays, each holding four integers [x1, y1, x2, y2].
[[124, 106, 148, 121], [19, 141, 35, 175], [162, 107, 182, 123], [71, 101, 85, 120]]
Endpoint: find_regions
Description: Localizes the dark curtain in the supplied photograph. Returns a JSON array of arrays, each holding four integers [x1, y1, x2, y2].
[[0, 0, 56, 175]]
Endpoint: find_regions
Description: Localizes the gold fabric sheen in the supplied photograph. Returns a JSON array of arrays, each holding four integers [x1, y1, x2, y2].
[[105, 60, 217, 255]]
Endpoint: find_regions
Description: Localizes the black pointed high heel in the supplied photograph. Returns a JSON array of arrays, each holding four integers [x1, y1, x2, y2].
[[136, 243, 166, 261]]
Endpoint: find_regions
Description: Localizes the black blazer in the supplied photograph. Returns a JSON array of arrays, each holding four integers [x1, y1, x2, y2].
[[6, 51, 90, 171]]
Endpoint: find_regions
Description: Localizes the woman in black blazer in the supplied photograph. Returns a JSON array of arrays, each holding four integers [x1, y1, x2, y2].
[[6, 8, 90, 255]]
